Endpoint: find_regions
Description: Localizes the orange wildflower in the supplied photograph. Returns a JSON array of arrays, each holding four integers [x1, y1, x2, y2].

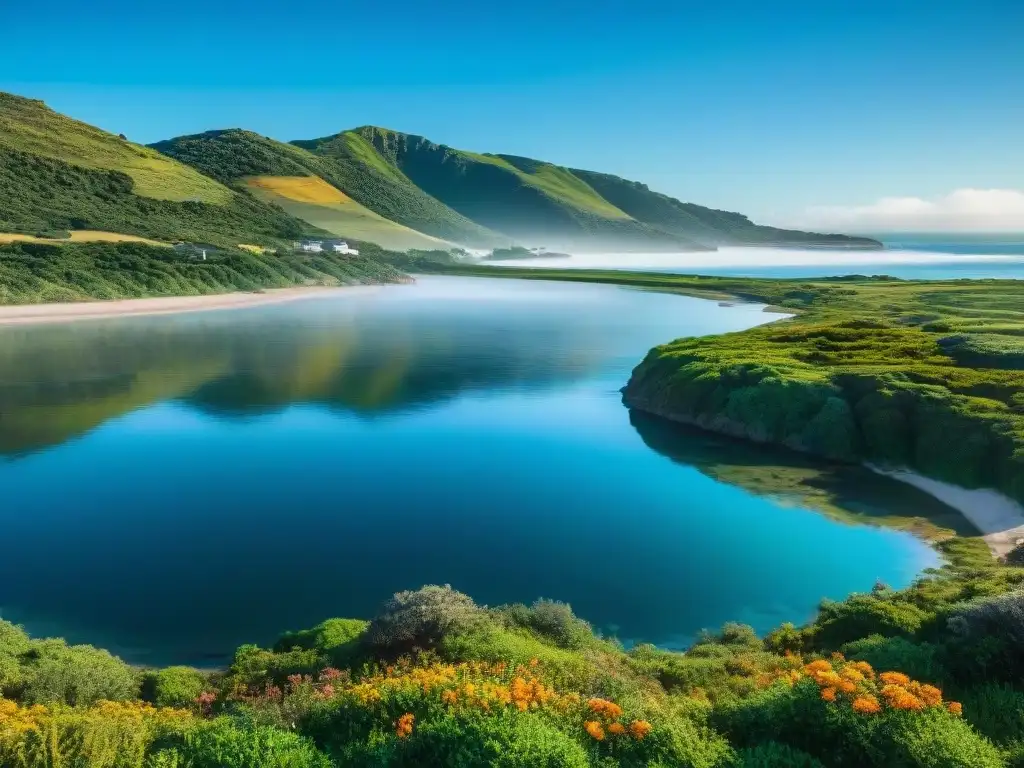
[[918, 684, 943, 707], [947, 701, 963, 716], [584, 720, 605, 741], [804, 660, 832, 675], [850, 661, 874, 679], [608, 722, 626, 736], [830, 652, 846, 663], [587, 698, 624, 720], [820, 687, 837, 702], [852, 695, 882, 715], [441, 689, 459, 706], [629, 720, 652, 740], [396, 713, 414, 739], [879, 671, 911, 687]]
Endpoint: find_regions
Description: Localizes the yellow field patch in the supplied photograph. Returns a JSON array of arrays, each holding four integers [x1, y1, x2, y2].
[[238, 243, 275, 254], [247, 175, 351, 204], [0, 230, 169, 246]]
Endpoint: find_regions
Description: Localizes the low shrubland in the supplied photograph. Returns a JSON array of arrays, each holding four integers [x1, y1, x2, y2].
[[2, 557, 1024, 767]]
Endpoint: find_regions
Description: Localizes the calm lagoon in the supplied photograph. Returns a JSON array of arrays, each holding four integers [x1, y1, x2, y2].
[[0, 276, 946, 665]]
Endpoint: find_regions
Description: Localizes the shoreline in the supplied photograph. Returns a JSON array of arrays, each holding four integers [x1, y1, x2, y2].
[[869, 466, 1024, 557], [0, 285, 382, 326]]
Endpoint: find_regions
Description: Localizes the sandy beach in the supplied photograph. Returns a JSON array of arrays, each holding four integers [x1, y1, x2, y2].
[[870, 466, 1024, 558], [0, 286, 381, 326]]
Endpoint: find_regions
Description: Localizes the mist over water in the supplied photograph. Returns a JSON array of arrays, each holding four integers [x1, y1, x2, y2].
[[488, 239, 1024, 280]]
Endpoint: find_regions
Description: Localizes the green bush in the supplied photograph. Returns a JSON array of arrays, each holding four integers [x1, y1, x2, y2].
[[143, 666, 208, 709], [496, 599, 595, 650], [171, 717, 332, 768], [763, 623, 804, 654], [396, 713, 590, 768], [365, 585, 485, 654], [959, 683, 1024, 746], [810, 593, 931, 649], [274, 618, 368, 653], [840, 635, 947, 684], [947, 590, 1024, 681], [20, 640, 138, 705], [227, 644, 322, 688]]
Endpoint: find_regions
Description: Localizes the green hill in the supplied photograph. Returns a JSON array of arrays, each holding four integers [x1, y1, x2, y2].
[[289, 130, 508, 249], [150, 129, 461, 252], [289, 126, 879, 252], [0, 92, 324, 248]]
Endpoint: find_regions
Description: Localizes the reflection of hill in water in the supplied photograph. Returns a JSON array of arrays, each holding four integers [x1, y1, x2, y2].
[[628, 410, 975, 539], [0, 309, 601, 455]]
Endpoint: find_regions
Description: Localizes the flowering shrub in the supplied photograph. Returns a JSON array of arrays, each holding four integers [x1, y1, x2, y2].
[[0, 698, 193, 768]]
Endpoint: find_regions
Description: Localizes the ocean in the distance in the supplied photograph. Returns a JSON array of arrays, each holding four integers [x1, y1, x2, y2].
[[489, 233, 1024, 279], [0, 276, 953, 666]]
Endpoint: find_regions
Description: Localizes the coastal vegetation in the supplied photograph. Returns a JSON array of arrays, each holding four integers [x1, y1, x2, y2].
[[1, 557, 1023, 767], [416, 264, 1024, 506], [0, 241, 407, 305]]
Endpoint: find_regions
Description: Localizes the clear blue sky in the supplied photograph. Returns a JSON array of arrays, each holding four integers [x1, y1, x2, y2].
[[3, 0, 1022, 226]]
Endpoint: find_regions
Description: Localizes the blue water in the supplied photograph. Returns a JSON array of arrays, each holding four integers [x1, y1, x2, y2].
[[0, 276, 941, 665]]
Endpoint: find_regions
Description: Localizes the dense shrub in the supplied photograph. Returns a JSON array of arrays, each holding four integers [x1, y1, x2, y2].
[[764, 623, 804, 654], [364, 585, 485, 654], [947, 589, 1024, 681], [162, 717, 331, 768], [840, 636, 947, 685], [396, 713, 590, 768], [810, 594, 931, 649], [496, 599, 595, 650], [274, 618, 368, 653], [143, 666, 209, 709], [20, 640, 138, 706], [227, 644, 322, 688], [959, 683, 1024, 746], [1006, 544, 1024, 567]]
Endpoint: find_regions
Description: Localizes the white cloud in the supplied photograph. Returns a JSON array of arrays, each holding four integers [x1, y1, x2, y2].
[[799, 189, 1024, 232]]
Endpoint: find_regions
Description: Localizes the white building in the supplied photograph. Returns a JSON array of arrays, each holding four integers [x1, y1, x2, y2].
[[300, 241, 323, 253], [331, 241, 360, 255]]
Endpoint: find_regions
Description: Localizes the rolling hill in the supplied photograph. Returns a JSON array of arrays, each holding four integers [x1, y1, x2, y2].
[[0, 92, 324, 248], [150, 129, 465, 251], [289, 126, 880, 252]]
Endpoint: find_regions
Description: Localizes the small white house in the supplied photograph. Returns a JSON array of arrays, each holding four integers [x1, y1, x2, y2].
[[331, 241, 360, 255], [300, 240, 323, 253]]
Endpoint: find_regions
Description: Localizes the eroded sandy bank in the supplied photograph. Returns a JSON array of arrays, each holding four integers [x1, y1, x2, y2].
[[870, 466, 1024, 558]]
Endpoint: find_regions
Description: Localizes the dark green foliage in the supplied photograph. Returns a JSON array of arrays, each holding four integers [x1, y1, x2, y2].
[[166, 717, 332, 768], [495, 599, 596, 649], [1007, 544, 1024, 567], [764, 623, 804, 654], [227, 644, 322, 688], [946, 590, 1024, 683], [732, 742, 827, 767], [364, 585, 485, 654], [840, 636, 946, 685], [19, 639, 139, 705], [959, 683, 1024, 747], [0, 241, 408, 304], [809, 594, 931, 650]]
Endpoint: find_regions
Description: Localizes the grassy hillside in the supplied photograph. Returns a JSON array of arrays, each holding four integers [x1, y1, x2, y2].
[[0, 240, 408, 305], [571, 168, 882, 248], [290, 130, 508, 249], [0, 93, 325, 248], [0, 92, 228, 204], [327, 127, 706, 252], [151, 129, 477, 251]]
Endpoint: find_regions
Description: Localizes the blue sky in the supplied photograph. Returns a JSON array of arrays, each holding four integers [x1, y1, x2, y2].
[[3, 0, 1022, 229]]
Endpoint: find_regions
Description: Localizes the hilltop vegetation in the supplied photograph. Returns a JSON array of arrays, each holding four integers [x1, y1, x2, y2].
[[0, 93, 325, 248], [0, 241, 407, 305]]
